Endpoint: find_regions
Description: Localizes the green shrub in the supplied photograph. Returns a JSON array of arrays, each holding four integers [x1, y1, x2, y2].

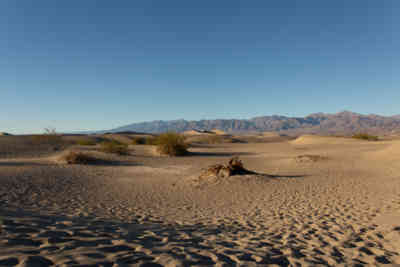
[[352, 133, 379, 141], [100, 141, 129, 155], [155, 132, 188, 156], [76, 138, 97, 146]]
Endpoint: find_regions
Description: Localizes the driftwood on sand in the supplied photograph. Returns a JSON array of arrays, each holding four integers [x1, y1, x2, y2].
[[200, 157, 257, 178]]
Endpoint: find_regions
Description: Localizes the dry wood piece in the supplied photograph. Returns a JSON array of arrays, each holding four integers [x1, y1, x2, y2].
[[200, 157, 256, 178]]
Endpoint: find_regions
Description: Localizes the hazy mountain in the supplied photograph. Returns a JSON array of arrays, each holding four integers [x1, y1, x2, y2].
[[105, 111, 400, 135]]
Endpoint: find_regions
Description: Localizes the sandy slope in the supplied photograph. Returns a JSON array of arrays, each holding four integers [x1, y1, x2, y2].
[[0, 137, 400, 266], [289, 135, 359, 145]]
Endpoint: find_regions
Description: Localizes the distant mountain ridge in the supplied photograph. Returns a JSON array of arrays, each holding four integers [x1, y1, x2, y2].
[[105, 111, 400, 135]]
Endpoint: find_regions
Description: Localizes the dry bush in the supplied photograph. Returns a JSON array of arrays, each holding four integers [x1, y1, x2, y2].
[[63, 151, 100, 165], [203, 164, 232, 178], [76, 137, 97, 146], [30, 128, 65, 150], [132, 137, 146, 145], [352, 133, 379, 141], [30, 135, 63, 146], [295, 154, 328, 163], [155, 132, 188, 156], [145, 136, 158, 145], [131, 136, 157, 145], [100, 141, 129, 155]]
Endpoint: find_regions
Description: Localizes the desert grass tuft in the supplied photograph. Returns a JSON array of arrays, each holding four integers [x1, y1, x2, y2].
[[30, 128, 65, 150], [352, 133, 379, 141], [76, 138, 97, 146], [63, 151, 101, 165], [145, 136, 158, 145], [100, 141, 129, 155], [155, 132, 188, 156]]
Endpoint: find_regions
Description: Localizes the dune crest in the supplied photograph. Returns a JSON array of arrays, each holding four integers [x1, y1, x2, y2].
[[290, 134, 355, 145]]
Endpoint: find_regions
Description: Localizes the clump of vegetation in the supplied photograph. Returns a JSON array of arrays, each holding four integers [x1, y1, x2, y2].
[[30, 128, 64, 149], [145, 136, 158, 145], [155, 132, 188, 156], [100, 141, 129, 155], [31, 135, 63, 145], [352, 133, 379, 141], [295, 154, 328, 163], [63, 151, 100, 165], [132, 137, 146, 145], [76, 137, 97, 146], [131, 136, 159, 145]]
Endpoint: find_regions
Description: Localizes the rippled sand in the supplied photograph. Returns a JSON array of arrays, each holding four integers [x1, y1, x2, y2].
[[0, 136, 399, 266]]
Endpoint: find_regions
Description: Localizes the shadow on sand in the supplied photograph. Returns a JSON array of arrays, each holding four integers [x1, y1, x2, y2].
[[0, 160, 139, 167], [187, 151, 255, 157], [0, 161, 49, 167]]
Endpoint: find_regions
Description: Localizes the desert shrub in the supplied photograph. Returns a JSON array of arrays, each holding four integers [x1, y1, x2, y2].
[[63, 151, 100, 164], [30, 128, 64, 149], [100, 141, 129, 155], [31, 134, 63, 146], [132, 137, 146, 145], [44, 127, 57, 135], [155, 132, 188, 156], [295, 154, 328, 163], [76, 138, 97, 146], [145, 136, 158, 145], [131, 136, 158, 145], [352, 133, 379, 141]]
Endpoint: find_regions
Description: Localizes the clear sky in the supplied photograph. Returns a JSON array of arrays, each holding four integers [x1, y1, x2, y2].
[[1, 1, 399, 134]]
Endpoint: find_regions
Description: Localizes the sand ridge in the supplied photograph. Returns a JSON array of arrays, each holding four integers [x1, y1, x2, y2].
[[290, 134, 357, 145]]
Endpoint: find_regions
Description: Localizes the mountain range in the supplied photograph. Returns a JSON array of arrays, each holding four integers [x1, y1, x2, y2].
[[104, 111, 400, 135]]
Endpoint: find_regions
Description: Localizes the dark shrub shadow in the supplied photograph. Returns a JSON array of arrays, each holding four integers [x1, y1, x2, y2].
[[187, 151, 255, 157]]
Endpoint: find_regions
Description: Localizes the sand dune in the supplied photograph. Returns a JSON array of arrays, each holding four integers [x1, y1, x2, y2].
[[260, 131, 280, 138], [184, 129, 227, 136], [290, 134, 356, 145], [211, 129, 227, 135], [0, 137, 400, 265], [368, 141, 400, 158], [183, 130, 213, 136], [101, 134, 135, 145]]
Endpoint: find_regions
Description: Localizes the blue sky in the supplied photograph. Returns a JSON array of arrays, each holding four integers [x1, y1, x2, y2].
[[1, 1, 399, 133]]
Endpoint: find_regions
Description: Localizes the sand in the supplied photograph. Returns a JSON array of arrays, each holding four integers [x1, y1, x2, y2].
[[0, 135, 400, 266], [289, 135, 358, 145]]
